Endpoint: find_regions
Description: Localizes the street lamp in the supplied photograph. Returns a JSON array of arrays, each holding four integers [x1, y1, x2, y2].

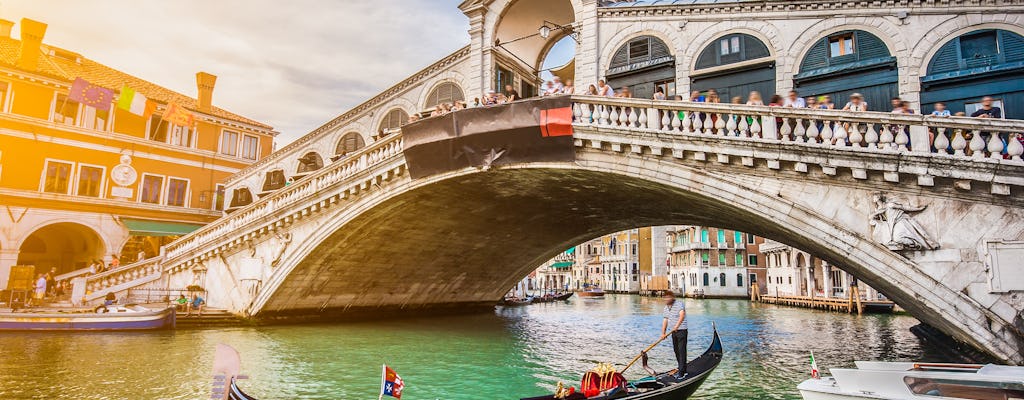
[[538, 20, 581, 44]]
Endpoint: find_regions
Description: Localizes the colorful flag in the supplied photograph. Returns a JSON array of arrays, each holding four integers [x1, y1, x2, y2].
[[163, 102, 195, 127], [810, 351, 820, 379], [379, 364, 404, 399], [69, 77, 114, 111], [117, 86, 156, 117]]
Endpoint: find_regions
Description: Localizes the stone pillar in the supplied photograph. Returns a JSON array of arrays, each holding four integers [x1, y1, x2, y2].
[[823, 262, 833, 298], [0, 249, 20, 290], [575, 0, 601, 90], [910, 125, 930, 153]]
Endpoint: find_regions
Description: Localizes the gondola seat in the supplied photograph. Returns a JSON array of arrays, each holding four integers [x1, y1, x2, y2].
[[581, 371, 627, 397]]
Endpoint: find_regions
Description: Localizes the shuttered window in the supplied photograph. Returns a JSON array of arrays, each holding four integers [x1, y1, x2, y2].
[[927, 29, 1024, 75], [800, 30, 892, 72], [378, 109, 408, 133], [335, 132, 365, 156], [229, 188, 253, 208], [296, 152, 324, 173], [425, 83, 465, 109], [695, 34, 771, 70], [262, 170, 286, 192], [610, 36, 672, 69]]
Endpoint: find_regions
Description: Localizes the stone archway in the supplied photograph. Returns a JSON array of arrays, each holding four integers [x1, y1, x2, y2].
[[17, 222, 106, 275]]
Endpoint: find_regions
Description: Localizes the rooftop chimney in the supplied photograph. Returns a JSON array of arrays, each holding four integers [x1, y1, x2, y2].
[[196, 72, 217, 113], [0, 19, 14, 38], [17, 18, 47, 71]]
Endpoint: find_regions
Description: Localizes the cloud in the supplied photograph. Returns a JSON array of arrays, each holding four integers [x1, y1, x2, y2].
[[0, 0, 470, 144]]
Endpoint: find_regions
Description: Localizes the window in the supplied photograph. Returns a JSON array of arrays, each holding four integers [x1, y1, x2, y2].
[[788, 276, 792, 284], [700, 229, 709, 242], [702, 273, 709, 286], [718, 253, 726, 265], [241, 135, 259, 160], [42, 160, 73, 194], [229, 187, 253, 208], [80, 106, 109, 131], [903, 376, 1024, 398], [747, 234, 755, 244], [748, 254, 758, 266], [425, 82, 465, 109], [214, 184, 226, 211], [378, 109, 409, 134], [168, 124, 195, 147], [736, 254, 743, 266], [717, 230, 726, 243], [220, 130, 240, 156], [750, 273, 757, 283], [734, 231, 742, 245], [737, 274, 744, 287], [829, 34, 855, 57], [140, 174, 164, 204], [335, 132, 366, 158], [965, 99, 1005, 117], [959, 31, 999, 60], [53, 94, 79, 125], [148, 115, 167, 142], [166, 178, 188, 207], [262, 170, 286, 192], [701, 253, 709, 266], [495, 65, 514, 93], [0, 81, 8, 112], [719, 273, 726, 287], [297, 152, 323, 174], [719, 36, 740, 55], [76, 165, 104, 197], [520, 81, 536, 99]]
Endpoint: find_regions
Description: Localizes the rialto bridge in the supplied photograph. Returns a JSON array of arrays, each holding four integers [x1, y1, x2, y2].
[[68, 0, 1024, 364]]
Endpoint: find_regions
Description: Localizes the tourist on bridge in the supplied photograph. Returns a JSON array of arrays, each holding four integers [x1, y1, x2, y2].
[[598, 80, 614, 97], [45, 267, 57, 297], [661, 290, 687, 379], [561, 79, 574, 94], [784, 90, 806, 108], [504, 84, 519, 102], [188, 294, 205, 316], [842, 93, 868, 112]]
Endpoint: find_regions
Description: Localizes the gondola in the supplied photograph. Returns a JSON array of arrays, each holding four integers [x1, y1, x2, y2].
[[552, 292, 574, 301], [212, 343, 258, 400], [521, 327, 723, 400], [501, 296, 534, 306], [228, 377, 258, 400]]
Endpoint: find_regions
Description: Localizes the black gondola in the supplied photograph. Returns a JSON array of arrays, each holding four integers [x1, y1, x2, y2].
[[521, 327, 723, 400], [229, 377, 258, 400]]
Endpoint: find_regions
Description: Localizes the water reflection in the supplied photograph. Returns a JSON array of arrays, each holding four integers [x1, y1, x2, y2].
[[0, 296, 941, 399]]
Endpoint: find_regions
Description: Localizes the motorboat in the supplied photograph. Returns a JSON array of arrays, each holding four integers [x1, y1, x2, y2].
[[798, 361, 1024, 399], [0, 304, 175, 330], [578, 287, 605, 298]]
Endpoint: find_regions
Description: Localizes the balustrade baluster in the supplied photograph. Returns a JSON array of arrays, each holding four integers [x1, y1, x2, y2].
[[572, 103, 582, 123], [865, 124, 879, 149], [807, 121, 820, 144], [726, 115, 738, 136], [671, 110, 682, 133], [703, 113, 715, 135], [895, 128, 910, 152], [834, 123, 849, 147], [821, 122, 834, 145], [779, 118, 792, 141], [619, 107, 629, 127], [750, 117, 762, 139], [633, 107, 643, 129], [609, 106, 619, 126], [662, 109, 671, 132], [600, 105, 610, 126], [794, 119, 806, 143], [880, 125, 894, 150], [690, 113, 702, 135], [987, 133, 1006, 160], [738, 115, 749, 137], [715, 113, 727, 136], [933, 128, 950, 154], [1007, 133, 1024, 162]]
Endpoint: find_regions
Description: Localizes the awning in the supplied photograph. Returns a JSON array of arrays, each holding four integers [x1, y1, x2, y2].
[[551, 261, 574, 269], [565, 247, 575, 255], [122, 219, 203, 236]]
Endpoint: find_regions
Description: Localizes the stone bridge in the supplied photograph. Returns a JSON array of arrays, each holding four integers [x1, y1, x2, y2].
[[84, 97, 1024, 364]]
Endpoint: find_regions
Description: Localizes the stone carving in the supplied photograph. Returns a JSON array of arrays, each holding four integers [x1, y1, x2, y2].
[[870, 193, 939, 251]]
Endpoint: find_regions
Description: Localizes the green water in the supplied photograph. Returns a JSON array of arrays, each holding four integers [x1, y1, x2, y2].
[[0, 295, 943, 399]]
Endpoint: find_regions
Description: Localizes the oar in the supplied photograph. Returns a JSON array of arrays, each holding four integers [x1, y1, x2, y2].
[[620, 334, 669, 373]]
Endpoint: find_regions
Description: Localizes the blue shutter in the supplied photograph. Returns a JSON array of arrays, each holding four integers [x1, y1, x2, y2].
[[800, 39, 829, 72], [744, 34, 771, 59], [856, 31, 891, 60], [695, 42, 718, 69], [927, 40, 962, 75], [1001, 30, 1024, 63]]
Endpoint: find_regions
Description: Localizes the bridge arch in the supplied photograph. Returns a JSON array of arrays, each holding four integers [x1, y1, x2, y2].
[[244, 150, 1015, 362]]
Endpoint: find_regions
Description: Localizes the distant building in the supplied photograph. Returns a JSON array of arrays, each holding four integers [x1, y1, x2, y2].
[[666, 226, 750, 298], [0, 18, 276, 287], [760, 239, 884, 301], [535, 247, 575, 291]]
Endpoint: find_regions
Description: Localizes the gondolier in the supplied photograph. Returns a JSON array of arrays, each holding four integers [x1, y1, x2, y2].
[[661, 291, 687, 379]]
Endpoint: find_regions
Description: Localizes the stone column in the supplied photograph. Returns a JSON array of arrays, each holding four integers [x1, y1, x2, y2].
[[0, 249, 20, 290], [574, 0, 601, 89], [823, 262, 833, 298]]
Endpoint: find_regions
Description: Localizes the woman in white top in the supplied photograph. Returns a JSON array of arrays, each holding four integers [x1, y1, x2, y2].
[[598, 80, 614, 97], [843, 93, 868, 111], [746, 91, 764, 106], [561, 79, 575, 95]]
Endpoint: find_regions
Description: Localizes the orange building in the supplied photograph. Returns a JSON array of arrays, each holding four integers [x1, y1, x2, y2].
[[0, 18, 277, 288]]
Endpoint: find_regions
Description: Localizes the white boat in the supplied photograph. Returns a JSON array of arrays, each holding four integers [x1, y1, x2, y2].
[[798, 361, 1024, 399]]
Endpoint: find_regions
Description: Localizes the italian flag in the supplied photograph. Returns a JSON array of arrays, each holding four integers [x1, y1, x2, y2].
[[117, 85, 156, 117], [810, 351, 820, 379]]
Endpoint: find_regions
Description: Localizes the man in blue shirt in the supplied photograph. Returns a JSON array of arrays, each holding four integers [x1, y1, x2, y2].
[[661, 291, 687, 379]]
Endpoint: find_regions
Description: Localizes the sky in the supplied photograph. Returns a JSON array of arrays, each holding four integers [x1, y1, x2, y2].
[[0, 0, 477, 145]]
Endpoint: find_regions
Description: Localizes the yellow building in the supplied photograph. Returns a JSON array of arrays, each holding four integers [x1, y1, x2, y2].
[[0, 18, 277, 288]]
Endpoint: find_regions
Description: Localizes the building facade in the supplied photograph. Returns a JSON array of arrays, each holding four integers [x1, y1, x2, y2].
[[760, 239, 883, 301], [0, 19, 276, 288], [666, 226, 751, 298]]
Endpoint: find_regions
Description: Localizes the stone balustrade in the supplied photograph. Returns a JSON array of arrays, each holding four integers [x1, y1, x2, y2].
[[162, 133, 405, 263], [571, 96, 1024, 163], [73, 258, 163, 302]]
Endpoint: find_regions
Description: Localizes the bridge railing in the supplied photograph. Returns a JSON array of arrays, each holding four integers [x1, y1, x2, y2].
[[162, 133, 405, 262], [82, 257, 163, 295], [571, 96, 1024, 163]]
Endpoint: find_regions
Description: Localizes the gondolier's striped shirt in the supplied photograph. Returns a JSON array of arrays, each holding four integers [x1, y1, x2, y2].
[[663, 299, 687, 331]]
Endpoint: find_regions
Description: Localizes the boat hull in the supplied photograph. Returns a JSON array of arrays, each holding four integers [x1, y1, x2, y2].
[[578, 291, 605, 298], [0, 307, 176, 331]]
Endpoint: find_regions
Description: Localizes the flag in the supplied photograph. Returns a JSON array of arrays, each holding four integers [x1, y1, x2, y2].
[[379, 364, 404, 399], [69, 77, 114, 111], [810, 351, 820, 379], [117, 86, 156, 117], [163, 102, 195, 127]]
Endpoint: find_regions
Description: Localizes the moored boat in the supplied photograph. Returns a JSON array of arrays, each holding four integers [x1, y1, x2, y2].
[[522, 327, 724, 400], [578, 287, 605, 298], [501, 296, 534, 306], [212, 343, 258, 400], [798, 361, 1024, 399], [0, 305, 175, 330]]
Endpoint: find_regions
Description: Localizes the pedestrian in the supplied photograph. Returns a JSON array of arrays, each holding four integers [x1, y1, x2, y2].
[[136, 250, 146, 262], [188, 294, 205, 317], [731, 96, 743, 104], [653, 86, 666, 101], [542, 81, 558, 96], [586, 84, 598, 96], [689, 91, 704, 102], [109, 255, 120, 269], [616, 86, 632, 98], [32, 273, 46, 306], [746, 91, 764, 106], [842, 93, 868, 111], [561, 79, 575, 94], [806, 97, 818, 109], [661, 291, 688, 379], [598, 80, 614, 97], [504, 84, 520, 102], [818, 95, 835, 110], [890, 97, 904, 113], [768, 94, 784, 107], [931, 102, 951, 117], [784, 90, 806, 108], [175, 294, 189, 312], [706, 89, 720, 103], [971, 96, 1005, 155], [471, 97, 481, 107], [46, 267, 57, 297]]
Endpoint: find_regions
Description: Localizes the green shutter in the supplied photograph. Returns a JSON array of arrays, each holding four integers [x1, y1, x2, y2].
[[800, 39, 830, 72]]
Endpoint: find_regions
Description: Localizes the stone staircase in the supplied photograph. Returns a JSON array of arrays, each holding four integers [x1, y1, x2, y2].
[[174, 309, 245, 328]]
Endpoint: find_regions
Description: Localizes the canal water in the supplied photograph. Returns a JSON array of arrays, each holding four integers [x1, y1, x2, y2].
[[0, 295, 944, 399]]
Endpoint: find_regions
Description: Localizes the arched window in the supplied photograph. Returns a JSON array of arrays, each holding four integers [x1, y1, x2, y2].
[[695, 33, 771, 70], [922, 29, 1024, 118], [229, 187, 253, 208], [719, 273, 726, 287], [700, 229, 709, 242], [424, 82, 465, 109], [702, 273, 709, 286], [609, 36, 672, 70], [737, 274, 744, 287], [296, 152, 324, 174], [795, 30, 896, 112], [378, 108, 409, 134], [262, 169, 286, 192], [335, 132, 365, 157]]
